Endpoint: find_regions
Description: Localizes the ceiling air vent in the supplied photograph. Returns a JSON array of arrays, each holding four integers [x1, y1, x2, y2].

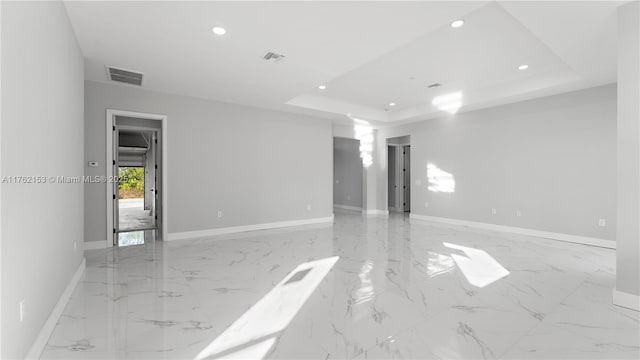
[[428, 83, 442, 88], [106, 66, 144, 86], [263, 52, 286, 63]]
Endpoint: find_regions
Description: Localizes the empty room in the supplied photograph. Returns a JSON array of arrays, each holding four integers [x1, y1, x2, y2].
[[1, 1, 639, 359]]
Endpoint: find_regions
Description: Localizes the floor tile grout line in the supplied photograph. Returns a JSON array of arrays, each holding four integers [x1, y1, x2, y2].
[[496, 271, 598, 359]]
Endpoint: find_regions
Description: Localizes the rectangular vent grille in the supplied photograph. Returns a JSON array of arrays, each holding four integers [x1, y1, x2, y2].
[[263, 52, 286, 62], [107, 66, 143, 86]]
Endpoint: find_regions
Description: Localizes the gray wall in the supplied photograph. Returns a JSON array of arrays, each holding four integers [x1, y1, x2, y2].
[[1, 1, 85, 357], [85, 81, 333, 242], [616, 1, 639, 296], [333, 137, 363, 208], [376, 84, 617, 240]]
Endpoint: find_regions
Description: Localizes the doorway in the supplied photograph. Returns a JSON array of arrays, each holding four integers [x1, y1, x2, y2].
[[114, 122, 161, 246], [402, 145, 411, 212], [106, 110, 167, 247], [387, 136, 410, 213], [117, 130, 157, 233], [388, 145, 398, 211], [333, 137, 364, 211]]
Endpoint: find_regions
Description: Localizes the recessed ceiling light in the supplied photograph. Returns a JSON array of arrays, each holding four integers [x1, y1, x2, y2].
[[518, 64, 529, 70], [451, 19, 465, 28], [389, 102, 396, 107], [318, 85, 327, 90], [212, 26, 227, 36]]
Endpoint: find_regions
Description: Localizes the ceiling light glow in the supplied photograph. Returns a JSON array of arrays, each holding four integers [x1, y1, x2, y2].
[[432, 92, 463, 114], [451, 19, 465, 28], [518, 64, 529, 70], [318, 85, 327, 90], [212, 26, 227, 36], [389, 102, 396, 107]]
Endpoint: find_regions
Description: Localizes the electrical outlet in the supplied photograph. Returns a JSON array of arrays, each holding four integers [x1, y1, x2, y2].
[[347, 195, 350, 201], [425, 202, 429, 208], [599, 219, 606, 227], [74, 241, 77, 253], [415, 179, 422, 186], [307, 204, 312, 211], [516, 210, 522, 217], [217, 211, 222, 218], [491, 208, 497, 215], [19, 300, 25, 322], [335, 179, 339, 184]]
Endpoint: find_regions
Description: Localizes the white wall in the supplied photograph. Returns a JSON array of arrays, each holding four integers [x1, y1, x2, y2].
[[616, 1, 640, 299], [376, 85, 617, 240], [332, 124, 357, 139], [84, 81, 333, 243], [388, 135, 410, 145], [1, 1, 85, 357], [333, 137, 363, 209]]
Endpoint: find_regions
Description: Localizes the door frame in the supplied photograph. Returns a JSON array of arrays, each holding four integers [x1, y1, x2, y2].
[[385, 140, 411, 213], [387, 144, 402, 212], [402, 144, 411, 212], [106, 109, 168, 246], [115, 124, 159, 234]]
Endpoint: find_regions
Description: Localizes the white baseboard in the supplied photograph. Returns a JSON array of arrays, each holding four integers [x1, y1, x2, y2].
[[333, 204, 362, 212], [26, 258, 86, 359], [410, 214, 615, 249], [84, 240, 108, 251], [364, 209, 389, 217], [168, 215, 334, 241], [613, 289, 640, 311]]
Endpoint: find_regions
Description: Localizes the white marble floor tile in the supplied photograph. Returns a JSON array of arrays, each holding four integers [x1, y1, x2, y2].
[[502, 270, 639, 359], [41, 212, 637, 359], [40, 315, 127, 359]]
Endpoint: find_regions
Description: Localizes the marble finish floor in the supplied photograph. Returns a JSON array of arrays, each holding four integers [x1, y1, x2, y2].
[[41, 212, 639, 359]]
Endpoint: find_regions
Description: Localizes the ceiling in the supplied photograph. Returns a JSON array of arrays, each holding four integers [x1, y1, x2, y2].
[[64, 1, 623, 127]]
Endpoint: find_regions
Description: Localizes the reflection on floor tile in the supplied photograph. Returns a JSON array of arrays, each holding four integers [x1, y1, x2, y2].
[[42, 212, 639, 359], [118, 230, 154, 247]]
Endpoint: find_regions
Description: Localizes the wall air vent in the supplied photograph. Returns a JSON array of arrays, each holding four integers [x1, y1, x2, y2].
[[428, 83, 442, 88], [106, 66, 144, 86], [263, 52, 286, 63]]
